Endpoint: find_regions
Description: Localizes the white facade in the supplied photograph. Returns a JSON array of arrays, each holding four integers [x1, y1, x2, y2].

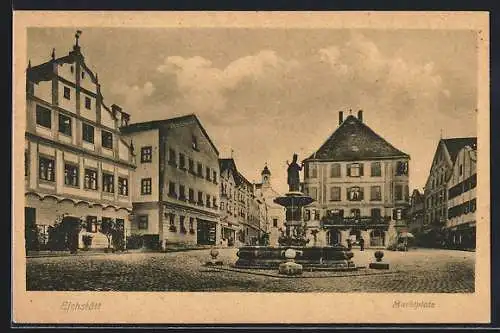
[[24, 41, 135, 251], [446, 145, 477, 248]]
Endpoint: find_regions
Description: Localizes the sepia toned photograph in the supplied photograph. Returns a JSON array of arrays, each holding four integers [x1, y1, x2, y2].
[[12, 12, 490, 324]]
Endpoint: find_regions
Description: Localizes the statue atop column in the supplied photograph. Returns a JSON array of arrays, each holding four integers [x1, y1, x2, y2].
[[286, 153, 303, 192]]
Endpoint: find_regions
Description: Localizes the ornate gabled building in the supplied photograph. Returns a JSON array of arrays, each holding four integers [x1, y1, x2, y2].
[[423, 137, 477, 235], [24, 33, 136, 251], [254, 164, 285, 246], [120, 114, 220, 249], [302, 110, 410, 248]]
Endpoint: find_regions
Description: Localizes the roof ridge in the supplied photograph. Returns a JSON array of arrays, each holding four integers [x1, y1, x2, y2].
[[306, 114, 408, 161]]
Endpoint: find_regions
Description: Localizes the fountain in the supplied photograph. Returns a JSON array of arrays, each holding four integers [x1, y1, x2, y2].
[[234, 153, 357, 272]]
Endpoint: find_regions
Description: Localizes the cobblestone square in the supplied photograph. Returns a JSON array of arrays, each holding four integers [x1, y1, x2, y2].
[[26, 248, 475, 293]]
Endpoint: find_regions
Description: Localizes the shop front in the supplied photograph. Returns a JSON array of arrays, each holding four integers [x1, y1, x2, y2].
[[222, 225, 237, 247], [197, 219, 217, 245]]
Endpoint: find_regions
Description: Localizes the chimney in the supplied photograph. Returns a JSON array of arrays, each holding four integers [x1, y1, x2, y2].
[[339, 111, 344, 125], [357, 109, 363, 122]]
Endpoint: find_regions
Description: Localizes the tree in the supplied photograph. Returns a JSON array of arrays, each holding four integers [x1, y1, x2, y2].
[[100, 218, 121, 251], [47, 215, 85, 253]]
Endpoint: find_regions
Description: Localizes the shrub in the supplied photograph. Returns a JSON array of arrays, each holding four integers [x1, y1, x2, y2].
[[82, 235, 93, 249]]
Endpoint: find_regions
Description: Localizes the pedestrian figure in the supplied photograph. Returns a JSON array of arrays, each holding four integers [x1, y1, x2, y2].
[[347, 238, 352, 250], [359, 237, 365, 251]]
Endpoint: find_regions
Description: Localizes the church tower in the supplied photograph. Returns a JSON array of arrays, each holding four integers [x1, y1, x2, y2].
[[261, 164, 271, 187]]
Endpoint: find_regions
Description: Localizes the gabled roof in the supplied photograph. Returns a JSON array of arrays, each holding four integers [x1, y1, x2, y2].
[[27, 44, 129, 122], [121, 114, 219, 156], [304, 115, 409, 162], [28, 45, 98, 85], [442, 137, 477, 163], [218, 158, 252, 188]]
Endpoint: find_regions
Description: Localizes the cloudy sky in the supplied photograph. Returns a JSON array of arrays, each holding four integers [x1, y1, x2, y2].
[[27, 28, 478, 194]]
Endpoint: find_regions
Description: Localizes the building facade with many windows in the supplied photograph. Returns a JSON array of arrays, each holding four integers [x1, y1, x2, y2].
[[24, 37, 136, 251], [302, 111, 410, 248], [446, 144, 477, 249], [121, 114, 221, 249], [423, 137, 477, 246], [219, 158, 263, 246]]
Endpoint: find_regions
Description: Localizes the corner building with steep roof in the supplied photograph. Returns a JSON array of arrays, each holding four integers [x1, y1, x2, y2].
[[120, 114, 221, 249], [302, 110, 410, 249]]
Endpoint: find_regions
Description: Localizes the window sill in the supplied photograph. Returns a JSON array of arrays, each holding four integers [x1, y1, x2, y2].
[[102, 146, 113, 151], [141, 160, 152, 164], [36, 124, 52, 130], [103, 191, 115, 195], [64, 183, 80, 189], [142, 192, 153, 196], [39, 179, 56, 184], [84, 187, 98, 191], [59, 132, 72, 138], [118, 194, 129, 198]]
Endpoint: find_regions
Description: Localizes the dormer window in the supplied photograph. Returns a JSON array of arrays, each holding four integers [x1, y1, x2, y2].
[[70, 65, 74, 73], [81, 71, 85, 79], [85, 96, 91, 110], [63, 86, 71, 100], [101, 130, 113, 149], [192, 135, 198, 150]]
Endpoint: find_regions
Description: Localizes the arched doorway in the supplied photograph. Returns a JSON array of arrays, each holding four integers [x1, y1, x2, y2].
[[327, 229, 341, 246], [370, 229, 385, 247]]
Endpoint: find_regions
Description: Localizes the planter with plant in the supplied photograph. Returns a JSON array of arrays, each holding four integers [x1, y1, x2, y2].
[[82, 235, 93, 250]]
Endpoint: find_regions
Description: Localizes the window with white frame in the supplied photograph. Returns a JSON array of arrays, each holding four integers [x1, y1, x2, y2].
[[39, 157, 55, 182]]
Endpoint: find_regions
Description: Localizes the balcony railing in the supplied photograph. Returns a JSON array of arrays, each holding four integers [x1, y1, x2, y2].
[[321, 216, 391, 227]]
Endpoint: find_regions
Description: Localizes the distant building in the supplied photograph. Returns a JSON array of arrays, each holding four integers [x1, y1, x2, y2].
[[254, 165, 285, 246], [120, 114, 221, 249], [446, 144, 477, 249], [24, 35, 135, 251], [423, 137, 477, 245], [219, 158, 262, 246], [302, 110, 410, 248], [408, 189, 425, 233]]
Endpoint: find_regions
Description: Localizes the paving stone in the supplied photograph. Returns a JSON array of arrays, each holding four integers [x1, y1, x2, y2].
[[26, 248, 475, 293]]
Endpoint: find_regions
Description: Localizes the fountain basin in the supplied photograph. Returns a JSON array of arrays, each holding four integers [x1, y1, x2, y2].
[[234, 246, 356, 270], [273, 191, 314, 207]]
